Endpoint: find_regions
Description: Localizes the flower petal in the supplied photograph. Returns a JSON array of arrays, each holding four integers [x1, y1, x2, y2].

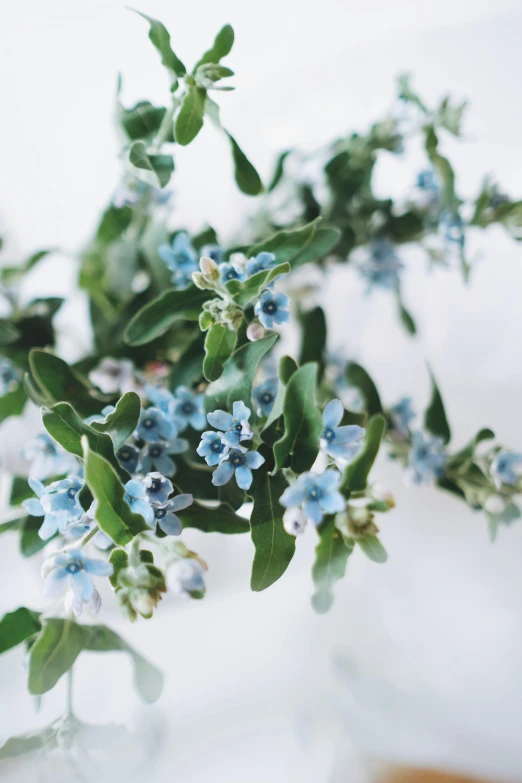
[[244, 451, 265, 470], [168, 493, 193, 512], [212, 461, 235, 486], [279, 483, 305, 508], [318, 490, 345, 514], [232, 400, 251, 422], [82, 558, 113, 577], [159, 512, 182, 536], [23, 498, 44, 517], [71, 570, 94, 602], [303, 499, 323, 525], [334, 424, 365, 444], [207, 410, 233, 431], [322, 399, 344, 429], [235, 465, 253, 490]]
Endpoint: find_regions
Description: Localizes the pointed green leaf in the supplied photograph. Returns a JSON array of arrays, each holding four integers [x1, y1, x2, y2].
[[250, 470, 295, 591], [298, 306, 326, 380], [341, 414, 386, 495], [29, 350, 107, 418], [83, 439, 148, 545], [0, 607, 41, 654], [128, 140, 174, 189], [0, 727, 58, 761], [226, 132, 263, 196], [267, 149, 292, 192], [248, 219, 319, 265], [20, 515, 50, 557], [91, 391, 141, 449], [174, 84, 206, 146], [133, 10, 186, 76], [273, 363, 322, 473], [358, 535, 388, 563], [178, 501, 249, 534], [0, 383, 26, 423], [311, 519, 353, 613], [194, 24, 234, 69], [125, 286, 208, 346], [424, 368, 451, 444], [446, 428, 495, 471], [203, 323, 237, 382], [28, 618, 91, 695], [0, 319, 21, 345], [345, 362, 382, 416], [225, 262, 289, 306], [205, 334, 277, 411]]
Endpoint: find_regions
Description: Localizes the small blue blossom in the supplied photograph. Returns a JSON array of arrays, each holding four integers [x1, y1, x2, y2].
[[389, 397, 416, 437], [136, 407, 176, 443], [201, 244, 223, 264], [212, 447, 265, 491], [0, 358, 20, 395], [42, 548, 112, 617], [416, 169, 439, 193], [207, 400, 253, 448], [219, 261, 246, 284], [143, 472, 173, 506], [320, 399, 365, 463], [124, 479, 154, 525], [196, 431, 229, 466], [144, 384, 176, 418], [116, 443, 140, 474], [140, 438, 188, 476], [252, 377, 278, 418], [22, 432, 76, 481], [359, 238, 404, 292], [246, 251, 277, 277], [440, 210, 465, 249], [166, 557, 206, 598], [280, 469, 345, 526], [158, 232, 198, 288], [172, 386, 206, 431], [254, 290, 290, 329], [490, 450, 522, 490], [23, 476, 85, 540], [405, 431, 446, 486], [153, 493, 193, 536]]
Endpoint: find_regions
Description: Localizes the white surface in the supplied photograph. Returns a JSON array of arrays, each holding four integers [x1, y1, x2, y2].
[[1, 1, 522, 781]]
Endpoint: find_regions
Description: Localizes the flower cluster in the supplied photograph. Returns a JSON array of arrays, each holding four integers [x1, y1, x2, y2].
[[358, 238, 404, 292], [124, 472, 193, 536], [23, 475, 85, 540]]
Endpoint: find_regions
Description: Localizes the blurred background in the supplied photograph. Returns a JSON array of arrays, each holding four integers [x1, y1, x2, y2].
[[1, 1, 522, 781]]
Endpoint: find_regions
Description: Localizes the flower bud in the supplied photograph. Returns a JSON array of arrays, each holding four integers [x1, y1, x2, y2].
[[199, 256, 220, 280], [283, 507, 307, 536], [370, 482, 395, 509], [247, 321, 265, 342], [484, 494, 506, 515]]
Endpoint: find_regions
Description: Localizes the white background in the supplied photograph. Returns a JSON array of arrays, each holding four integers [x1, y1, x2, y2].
[[1, 1, 522, 781]]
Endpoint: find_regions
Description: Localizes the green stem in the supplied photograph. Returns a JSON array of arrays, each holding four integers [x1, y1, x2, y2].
[[66, 665, 74, 718], [151, 102, 176, 154]]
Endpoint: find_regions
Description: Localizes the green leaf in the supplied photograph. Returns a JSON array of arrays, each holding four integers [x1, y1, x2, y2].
[[128, 140, 174, 189], [194, 24, 234, 69], [226, 132, 263, 196], [0, 607, 41, 654], [288, 226, 341, 267], [203, 324, 237, 382], [0, 383, 26, 423], [91, 391, 141, 449], [397, 294, 417, 336], [250, 469, 295, 591], [205, 334, 278, 412], [29, 349, 106, 418], [345, 362, 382, 416], [0, 319, 21, 345], [446, 428, 495, 471], [124, 286, 209, 346], [298, 306, 326, 380], [42, 402, 130, 482], [133, 10, 186, 76], [424, 125, 457, 209], [358, 535, 388, 563], [224, 262, 289, 306], [120, 100, 170, 142], [20, 516, 50, 557], [267, 150, 292, 192], [0, 518, 20, 536], [311, 519, 353, 613], [424, 368, 451, 444], [273, 363, 322, 473], [341, 414, 386, 495], [83, 439, 149, 545], [248, 219, 319, 266], [0, 727, 58, 761], [28, 618, 91, 695], [10, 477, 33, 506], [178, 501, 249, 534], [84, 624, 163, 703], [109, 548, 129, 588], [261, 355, 298, 444], [174, 84, 206, 146], [95, 204, 133, 244]]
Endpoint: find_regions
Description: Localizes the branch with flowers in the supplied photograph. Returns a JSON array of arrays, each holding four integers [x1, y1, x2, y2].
[[0, 10, 521, 762]]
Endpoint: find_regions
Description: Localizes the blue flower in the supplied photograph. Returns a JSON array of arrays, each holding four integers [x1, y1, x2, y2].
[[254, 290, 290, 329], [42, 548, 112, 617], [23, 476, 85, 540], [219, 261, 245, 284], [441, 210, 465, 249], [124, 479, 154, 525], [207, 400, 253, 448], [389, 397, 416, 437], [320, 399, 365, 463], [405, 431, 446, 486], [22, 432, 76, 481], [252, 377, 278, 418], [172, 386, 206, 431], [140, 438, 188, 475], [136, 407, 176, 442], [359, 238, 403, 291], [116, 443, 140, 474], [201, 244, 223, 264], [158, 232, 198, 288], [246, 251, 277, 277], [280, 469, 345, 526], [143, 472, 173, 506], [196, 431, 229, 466], [166, 557, 206, 598], [153, 493, 193, 536], [0, 358, 20, 395], [490, 450, 522, 489], [144, 384, 176, 418], [416, 169, 439, 193], [212, 447, 265, 490]]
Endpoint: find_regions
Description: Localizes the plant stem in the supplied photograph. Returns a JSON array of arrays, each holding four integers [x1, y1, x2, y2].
[[66, 665, 74, 718], [79, 525, 99, 548], [151, 102, 176, 154]]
